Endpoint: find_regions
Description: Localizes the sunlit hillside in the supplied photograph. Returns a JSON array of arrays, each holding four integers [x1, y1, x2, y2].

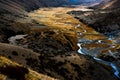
[[0, 0, 120, 80]]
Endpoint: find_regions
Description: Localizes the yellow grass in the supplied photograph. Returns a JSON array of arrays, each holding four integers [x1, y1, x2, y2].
[[83, 43, 110, 50], [100, 45, 120, 53], [0, 56, 57, 80], [28, 7, 107, 42]]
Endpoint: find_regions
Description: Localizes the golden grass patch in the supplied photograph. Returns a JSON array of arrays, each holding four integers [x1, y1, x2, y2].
[[0, 56, 57, 80]]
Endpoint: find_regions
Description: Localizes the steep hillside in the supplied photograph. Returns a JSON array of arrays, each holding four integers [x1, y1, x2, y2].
[[0, 56, 57, 80], [69, 0, 120, 34], [0, 0, 72, 13], [0, 0, 76, 42], [94, 0, 120, 9], [69, 8, 120, 34], [0, 43, 117, 80], [68, 2, 120, 78], [0, 0, 39, 42], [0, 0, 119, 80]]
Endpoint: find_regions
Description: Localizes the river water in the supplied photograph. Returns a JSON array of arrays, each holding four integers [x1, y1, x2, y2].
[[8, 31, 120, 79], [77, 29, 120, 78], [8, 6, 120, 79]]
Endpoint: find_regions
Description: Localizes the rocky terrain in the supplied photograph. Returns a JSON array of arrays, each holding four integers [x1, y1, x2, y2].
[[0, 43, 117, 80], [0, 0, 80, 43], [68, 0, 120, 79], [68, 0, 120, 34], [0, 0, 119, 80], [0, 55, 57, 80], [94, 0, 120, 9]]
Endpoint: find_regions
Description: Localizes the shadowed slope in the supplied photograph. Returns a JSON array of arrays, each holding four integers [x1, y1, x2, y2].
[[95, 0, 120, 9], [0, 56, 57, 80], [0, 43, 117, 80]]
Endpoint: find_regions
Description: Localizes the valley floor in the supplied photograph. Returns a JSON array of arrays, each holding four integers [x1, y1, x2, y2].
[[0, 6, 119, 80]]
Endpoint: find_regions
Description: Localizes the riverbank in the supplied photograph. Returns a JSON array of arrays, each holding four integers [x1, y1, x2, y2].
[[6, 6, 119, 79], [68, 6, 120, 79]]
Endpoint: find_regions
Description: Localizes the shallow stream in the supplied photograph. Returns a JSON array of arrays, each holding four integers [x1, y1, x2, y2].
[[8, 6, 120, 79], [77, 29, 120, 79]]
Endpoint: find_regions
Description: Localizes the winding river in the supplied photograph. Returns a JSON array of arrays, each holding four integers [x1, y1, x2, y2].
[[8, 6, 120, 79], [75, 21, 120, 78], [77, 35, 120, 78]]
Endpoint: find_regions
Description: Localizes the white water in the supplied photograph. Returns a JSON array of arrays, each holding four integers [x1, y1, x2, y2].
[[77, 42, 120, 79]]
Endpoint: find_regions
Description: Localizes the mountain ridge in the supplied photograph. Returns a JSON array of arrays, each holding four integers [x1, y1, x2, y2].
[[94, 0, 120, 9]]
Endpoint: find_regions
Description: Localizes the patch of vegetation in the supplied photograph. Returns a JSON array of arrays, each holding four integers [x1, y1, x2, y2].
[[12, 51, 18, 56], [0, 66, 29, 80]]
